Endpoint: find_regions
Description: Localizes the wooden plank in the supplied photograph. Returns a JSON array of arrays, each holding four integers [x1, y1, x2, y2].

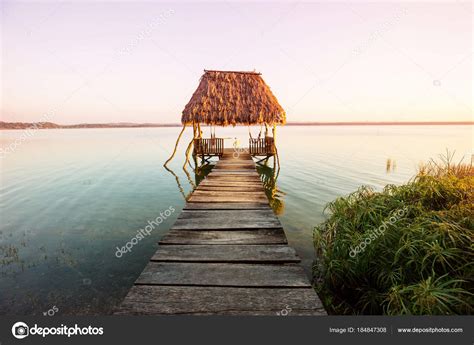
[[115, 286, 326, 315], [198, 181, 263, 187], [213, 168, 255, 171], [200, 180, 262, 185], [196, 186, 265, 192], [178, 209, 275, 218], [190, 191, 266, 196], [197, 185, 264, 190], [196, 186, 264, 191], [211, 171, 259, 174], [184, 202, 269, 210], [173, 210, 280, 230], [187, 194, 268, 203], [151, 245, 300, 263], [205, 175, 260, 180], [197, 184, 263, 189], [200, 176, 259, 180], [214, 165, 255, 169], [209, 174, 260, 178], [159, 229, 287, 244], [215, 161, 254, 165], [171, 221, 281, 231], [215, 163, 254, 167], [214, 166, 254, 170], [135, 262, 311, 287]]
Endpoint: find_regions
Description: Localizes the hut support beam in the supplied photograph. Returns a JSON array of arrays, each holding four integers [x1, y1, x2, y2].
[[164, 124, 187, 168], [272, 124, 280, 170], [183, 138, 194, 169]]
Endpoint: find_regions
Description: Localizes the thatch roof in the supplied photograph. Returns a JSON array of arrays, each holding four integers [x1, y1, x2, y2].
[[181, 70, 286, 126]]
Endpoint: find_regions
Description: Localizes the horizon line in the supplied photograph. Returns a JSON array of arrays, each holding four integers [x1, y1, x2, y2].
[[0, 120, 473, 129]]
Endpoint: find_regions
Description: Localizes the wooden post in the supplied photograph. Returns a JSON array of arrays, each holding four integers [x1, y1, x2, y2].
[[163, 124, 187, 168], [272, 124, 277, 153], [192, 122, 197, 139], [272, 124, 280, 170], [192, 153, 198, 173], [197, 123, 202, 138], [191, 122, 197, 158], [183, 138, 194, 169]]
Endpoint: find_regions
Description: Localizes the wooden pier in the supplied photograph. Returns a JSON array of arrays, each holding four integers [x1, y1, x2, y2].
[[115, 149, 326, 315]]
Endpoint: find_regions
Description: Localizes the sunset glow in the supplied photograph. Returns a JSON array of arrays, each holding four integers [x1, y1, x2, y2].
[[1, 1, 472, 124]]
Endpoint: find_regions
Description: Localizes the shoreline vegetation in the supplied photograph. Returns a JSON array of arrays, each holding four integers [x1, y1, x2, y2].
[[1, 121, 473, 130], [313, 153, 473, 315]]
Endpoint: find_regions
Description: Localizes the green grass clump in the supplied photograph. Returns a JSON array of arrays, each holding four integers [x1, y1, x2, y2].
[[313, 153, 473, 315]]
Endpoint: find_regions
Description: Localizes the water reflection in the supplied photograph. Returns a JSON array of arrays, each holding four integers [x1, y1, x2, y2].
[[165, 156, 285, 216], [193, 163, 214, 186], [163, 165, 189, 200], [386, 158, 397, 173], [164, 161, 215, 200], [255, 160, 285, 215], [0, 126, 470, 315]]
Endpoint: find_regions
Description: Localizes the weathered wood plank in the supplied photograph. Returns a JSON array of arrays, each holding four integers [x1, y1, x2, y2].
[[215, 162, 254, 166], [196, 186, 265, 192], [187, 193, 269, 203], [193, 189, 265, 196], [198, 179, 262, 187], [184, 202, 269, 210], [178, 209, 275, 218], [210, 171, 259, 175], [205, 175, 261, 180], [159, 229, 287, 244], [151, 245, 300, 263], [215, 164, 254, 168], [200, 180, 262, 185], [214, 165, 255, 169], [115, 286, 326, 315], [212, 170, 257, 174], [135, 262, 311, 287], [173, 210, 280, 230], [201, 179, 262, 184]]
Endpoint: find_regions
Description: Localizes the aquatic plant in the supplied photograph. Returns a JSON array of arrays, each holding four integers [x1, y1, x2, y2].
[[313, 153, 473, 315]]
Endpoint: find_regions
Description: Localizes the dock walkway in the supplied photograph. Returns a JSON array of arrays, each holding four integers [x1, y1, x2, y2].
[[115, 149, 326, 315]]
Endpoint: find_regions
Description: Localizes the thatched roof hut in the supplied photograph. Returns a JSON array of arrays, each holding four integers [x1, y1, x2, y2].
[[182, 70, 286, 126], [164, 69, 285, 168]]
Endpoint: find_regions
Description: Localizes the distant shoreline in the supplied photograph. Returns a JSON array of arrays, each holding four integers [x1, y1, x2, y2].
[[0, 121, 472, 130]]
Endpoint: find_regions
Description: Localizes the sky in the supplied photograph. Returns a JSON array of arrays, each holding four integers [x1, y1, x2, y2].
[[1, 1, 472, 124]]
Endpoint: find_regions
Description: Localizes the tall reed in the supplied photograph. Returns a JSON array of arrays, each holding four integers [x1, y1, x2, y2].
[[313, 153, 473, 315]]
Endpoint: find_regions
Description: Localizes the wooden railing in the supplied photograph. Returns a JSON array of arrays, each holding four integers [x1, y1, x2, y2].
[[249, 136, 275, 155], [193, 138, 224, 156], [193, 137, 275, 156]]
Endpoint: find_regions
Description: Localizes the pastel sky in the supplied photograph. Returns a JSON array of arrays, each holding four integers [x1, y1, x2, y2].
[[1, 1, 472, 124]]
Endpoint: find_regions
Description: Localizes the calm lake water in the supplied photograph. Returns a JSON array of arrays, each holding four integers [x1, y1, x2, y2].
[[0, 125, 472, 315]]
